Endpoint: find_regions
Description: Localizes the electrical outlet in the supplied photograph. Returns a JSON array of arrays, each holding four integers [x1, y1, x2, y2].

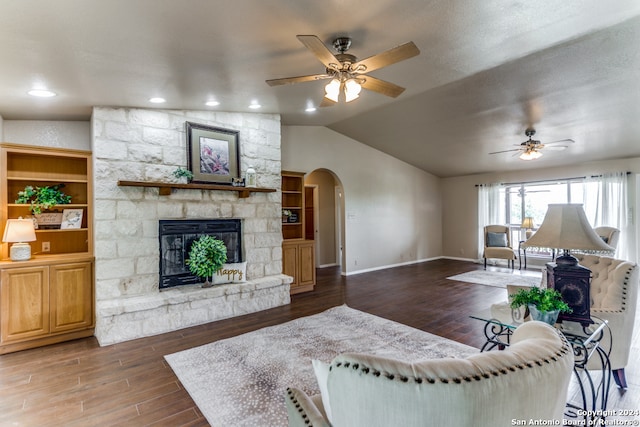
[[42, 242, 50, 252]]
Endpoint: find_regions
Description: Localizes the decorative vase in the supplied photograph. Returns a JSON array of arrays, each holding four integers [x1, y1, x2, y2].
[[528, 304, 559, 325]]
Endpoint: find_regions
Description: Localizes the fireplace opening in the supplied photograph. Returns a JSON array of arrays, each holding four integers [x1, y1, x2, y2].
[[159, 219, 242, 289]]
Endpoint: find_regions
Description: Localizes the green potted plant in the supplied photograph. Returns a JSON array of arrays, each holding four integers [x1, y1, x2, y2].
[[509, 286, 572, 325], [16, 184, 72, 215], [282, 209, 292, 223], [172, 167, 194, 183], [185, 235, 227, 288]]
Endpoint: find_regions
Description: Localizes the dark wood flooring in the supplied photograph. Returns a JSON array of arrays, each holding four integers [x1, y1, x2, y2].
[[0, 259, 638, 426]]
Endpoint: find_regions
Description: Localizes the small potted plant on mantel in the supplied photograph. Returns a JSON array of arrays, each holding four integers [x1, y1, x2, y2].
[[172, 167, 194, 184], [509, 286, 572, 325], [186, 235, 227, 288]]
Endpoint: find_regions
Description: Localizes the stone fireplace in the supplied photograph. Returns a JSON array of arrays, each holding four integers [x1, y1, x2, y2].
[[91, 107, 291, 346]]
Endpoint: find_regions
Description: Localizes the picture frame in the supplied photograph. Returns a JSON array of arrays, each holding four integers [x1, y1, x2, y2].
[[185, 121, 240, 184], [60, 208, 84, 229]]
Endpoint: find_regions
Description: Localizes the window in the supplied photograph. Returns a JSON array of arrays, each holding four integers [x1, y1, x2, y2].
[[503, 179, 585, 256]]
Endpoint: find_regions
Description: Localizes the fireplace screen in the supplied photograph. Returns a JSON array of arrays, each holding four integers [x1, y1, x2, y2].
[[159, 219, 242, 289]]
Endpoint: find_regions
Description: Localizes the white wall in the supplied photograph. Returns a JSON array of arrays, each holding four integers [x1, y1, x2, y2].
[[3, 120, 90, 150], [282, 126, 442, 275], [441, 157, 640, 264]]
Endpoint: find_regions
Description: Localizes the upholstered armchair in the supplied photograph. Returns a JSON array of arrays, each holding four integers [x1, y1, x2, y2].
[[573, 253, 638, 388], [286, 322, 574, 427], [483, 225, 516, 269], [594, 226, 620, 250]]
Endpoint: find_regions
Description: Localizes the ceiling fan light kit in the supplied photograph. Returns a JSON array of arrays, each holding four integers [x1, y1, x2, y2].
[[266, 35, 420, 106], [519, 149, 543, 161]]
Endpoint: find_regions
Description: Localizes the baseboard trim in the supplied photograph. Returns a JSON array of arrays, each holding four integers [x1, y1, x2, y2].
[[344, 257, 441, 276], [318, 263, 339, 268]]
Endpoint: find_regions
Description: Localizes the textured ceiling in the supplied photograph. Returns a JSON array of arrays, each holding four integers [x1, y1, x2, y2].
[[1, 1, 639, 177]]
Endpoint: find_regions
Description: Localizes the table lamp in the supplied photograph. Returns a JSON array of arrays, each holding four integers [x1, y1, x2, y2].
[[521, 216, 535, 239], [2, 217, 37, 261], [521, 204, 613, 325]]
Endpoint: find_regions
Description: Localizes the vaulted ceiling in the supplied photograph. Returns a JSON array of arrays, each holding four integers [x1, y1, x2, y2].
[[1, 1, 639, 177]]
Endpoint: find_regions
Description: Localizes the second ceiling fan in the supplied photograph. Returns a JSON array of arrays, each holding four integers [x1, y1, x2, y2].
[[489, 128, 575, 160], [266, 35, 420, 105]]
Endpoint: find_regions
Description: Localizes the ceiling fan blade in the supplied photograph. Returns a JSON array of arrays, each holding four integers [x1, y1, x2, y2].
[[296, 35, 341, 69], [352, 41, 420, 73], [319, 97, 337, 108], [544, 138, 575, 145], [360, 76, 406, 98], [266, 74, 332, 87], [544, 146, 569, 151], [489, 148, 523, 155]]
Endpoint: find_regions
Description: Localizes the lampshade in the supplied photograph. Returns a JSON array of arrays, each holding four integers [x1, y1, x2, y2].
[[324, 79, 341, 103], [521, 217, 535, 230], [521, 204, 612, 253], [344, 79, 362, 102], [3, 218, 37, 261], [519, 149, 543, 160], [3, 218, 36, 243]]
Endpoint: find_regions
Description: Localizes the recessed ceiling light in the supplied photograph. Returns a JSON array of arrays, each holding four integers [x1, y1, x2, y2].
[[248, 101, 261, 109], [149, 97, 166, 104], [305, 106, 317, 113], [205, 100, 220, 107], [28, 89, 57, 98]]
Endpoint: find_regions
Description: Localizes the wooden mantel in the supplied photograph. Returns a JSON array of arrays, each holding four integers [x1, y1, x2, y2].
[[117, 180, 277, 198]]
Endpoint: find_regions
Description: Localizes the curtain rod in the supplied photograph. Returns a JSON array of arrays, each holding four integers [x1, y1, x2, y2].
[[475, 172, 630, 187]]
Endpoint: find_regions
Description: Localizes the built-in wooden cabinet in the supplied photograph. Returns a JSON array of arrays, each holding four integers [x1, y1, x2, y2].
[[282, 171, 316, 294], [0, 258, 94, 352], [0, 144, 94, 354], [283, 240, 316, 294]]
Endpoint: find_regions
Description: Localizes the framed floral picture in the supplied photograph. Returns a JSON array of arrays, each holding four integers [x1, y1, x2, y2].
[[185, 121, 240, 184]]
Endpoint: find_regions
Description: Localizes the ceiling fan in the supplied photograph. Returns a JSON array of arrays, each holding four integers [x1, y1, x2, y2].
[[489, 128, 575, 160], [266, 35, 420, 105]]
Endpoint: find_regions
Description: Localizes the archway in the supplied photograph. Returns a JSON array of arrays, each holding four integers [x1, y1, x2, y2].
[[304, 168, 346, 274]]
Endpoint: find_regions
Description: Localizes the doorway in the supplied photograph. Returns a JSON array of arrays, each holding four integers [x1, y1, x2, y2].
[[304, 169, 345, 272]]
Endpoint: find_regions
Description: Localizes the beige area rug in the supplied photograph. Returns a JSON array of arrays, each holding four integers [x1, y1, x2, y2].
[[164, 305, 478, 427], [447, 270, 542, 288]]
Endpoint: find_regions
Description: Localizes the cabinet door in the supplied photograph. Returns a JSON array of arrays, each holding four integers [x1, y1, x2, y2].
[[0, 266, 50, 343], [50, 262, 94, 332], [282, 243, 299, 289], [298, 241, 316, 286]]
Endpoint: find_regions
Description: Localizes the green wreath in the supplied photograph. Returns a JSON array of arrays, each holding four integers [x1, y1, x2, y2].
[[186, 235, 227, 288]]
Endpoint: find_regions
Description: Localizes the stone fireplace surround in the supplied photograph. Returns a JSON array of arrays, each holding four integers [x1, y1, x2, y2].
[[92, 107, 291, 346]]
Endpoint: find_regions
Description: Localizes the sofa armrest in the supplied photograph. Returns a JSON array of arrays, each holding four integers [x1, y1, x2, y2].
[[285, 387, 331, 427]]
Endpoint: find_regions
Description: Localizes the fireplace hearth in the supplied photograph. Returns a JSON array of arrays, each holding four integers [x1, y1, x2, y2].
[[159, 219, 242, 289]]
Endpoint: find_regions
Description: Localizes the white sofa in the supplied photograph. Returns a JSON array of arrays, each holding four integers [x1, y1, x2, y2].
[[286, 321, 574, 427]]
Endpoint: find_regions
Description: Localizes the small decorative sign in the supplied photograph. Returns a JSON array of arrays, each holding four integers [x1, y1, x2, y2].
[[60, 209, 84, 229], [35, 212, 63, 229]]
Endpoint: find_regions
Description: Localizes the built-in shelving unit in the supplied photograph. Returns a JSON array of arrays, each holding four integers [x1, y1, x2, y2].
[[281, 171, 315, 294], [1, 143, 94, 354], [117, 180, 276, 198]]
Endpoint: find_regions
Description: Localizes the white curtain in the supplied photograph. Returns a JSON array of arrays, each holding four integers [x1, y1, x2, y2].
[[582, 172, 631, 260], [477, 183, 504, 259]]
